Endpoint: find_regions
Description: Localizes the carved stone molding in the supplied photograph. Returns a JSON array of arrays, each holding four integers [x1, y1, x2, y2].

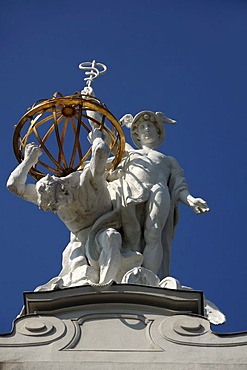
[[0, 315, 68, 347], [159, 315, 247, 347], [23, 284, 204, 316], [63, 312, 162, 352]]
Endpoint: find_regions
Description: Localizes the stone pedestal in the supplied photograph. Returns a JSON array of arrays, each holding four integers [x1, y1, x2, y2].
[[0, 284, 246, 369]]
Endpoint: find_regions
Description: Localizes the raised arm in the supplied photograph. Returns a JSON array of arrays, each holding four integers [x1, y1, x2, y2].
[[82, 87, 120, 155], [6, 143, 41, 205], [90, 128, 110, 182]]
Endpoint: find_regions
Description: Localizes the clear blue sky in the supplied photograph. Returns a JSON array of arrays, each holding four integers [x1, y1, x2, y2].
[[0, 0, 247, 334]]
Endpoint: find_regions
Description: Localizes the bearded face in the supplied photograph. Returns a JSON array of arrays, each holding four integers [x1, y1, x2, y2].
[[36, 175, 72, 212]]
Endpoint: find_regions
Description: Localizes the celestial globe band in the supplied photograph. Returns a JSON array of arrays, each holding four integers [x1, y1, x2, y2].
[[13, 92, 125, 180]]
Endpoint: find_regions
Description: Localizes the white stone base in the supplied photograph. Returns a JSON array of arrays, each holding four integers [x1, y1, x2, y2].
[[0, 285, 246, 369]]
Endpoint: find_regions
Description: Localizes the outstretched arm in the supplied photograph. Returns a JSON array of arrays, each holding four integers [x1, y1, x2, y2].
[[179, 190, 210, 214], [6, 143, 41, 204], [169, 156, 210, 215]]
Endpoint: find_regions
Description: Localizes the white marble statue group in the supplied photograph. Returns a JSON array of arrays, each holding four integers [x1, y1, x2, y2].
[[7, 92, 209, 291]]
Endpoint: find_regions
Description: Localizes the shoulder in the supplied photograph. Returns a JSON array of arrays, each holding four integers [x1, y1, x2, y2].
[[58, 170, 85, 189], [125, 142, 135, 152], [166, 156, 181, 168]]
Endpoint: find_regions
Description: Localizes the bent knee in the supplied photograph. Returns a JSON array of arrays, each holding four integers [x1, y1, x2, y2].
[[97, 228, 122, 246]]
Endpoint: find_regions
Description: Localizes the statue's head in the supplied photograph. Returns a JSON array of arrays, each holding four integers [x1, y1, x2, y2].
[[130, 111, 164, 149], [36, 174, 73, 212]]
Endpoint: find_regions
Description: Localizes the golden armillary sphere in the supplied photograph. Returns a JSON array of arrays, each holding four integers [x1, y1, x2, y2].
[[13, 60, 125, 180]]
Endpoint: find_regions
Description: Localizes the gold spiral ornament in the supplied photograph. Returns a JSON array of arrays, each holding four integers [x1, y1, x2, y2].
[[13, 92, 125, 180]]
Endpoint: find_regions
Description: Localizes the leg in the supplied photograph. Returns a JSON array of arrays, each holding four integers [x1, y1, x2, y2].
[[96, 228, 122, 284], [121, 203, 141, 251], [143, 184, 170, 274]]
